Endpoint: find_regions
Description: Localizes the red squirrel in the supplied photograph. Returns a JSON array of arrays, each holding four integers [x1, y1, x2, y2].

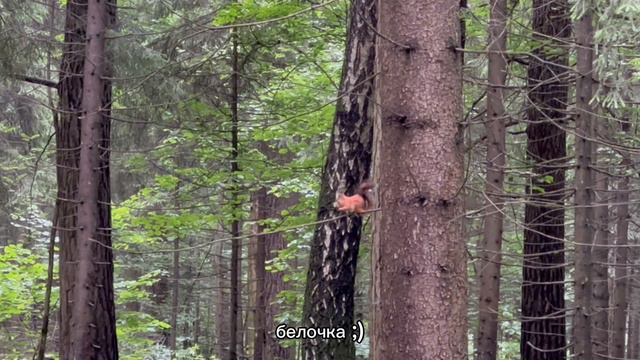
[[335, 181, 375, 215]]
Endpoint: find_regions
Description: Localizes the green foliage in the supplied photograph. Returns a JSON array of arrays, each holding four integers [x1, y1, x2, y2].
[[0, 244, 52, 322], [213, 1, 306, 26], [115, 271, 171, 358]]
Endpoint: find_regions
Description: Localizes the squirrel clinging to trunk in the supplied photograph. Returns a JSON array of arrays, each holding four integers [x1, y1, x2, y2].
[[335, 181, 375, 215]]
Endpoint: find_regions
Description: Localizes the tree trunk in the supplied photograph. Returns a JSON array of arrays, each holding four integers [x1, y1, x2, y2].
[[214, 241, 230, 359], [574, 3, 595, 358], [371, 1, 466, 358], [229, 21, 242, 360], [60, 0, 118, 357], [252, 189, 267, 360], [301, 0, 376, 358], [610, 157, 630, 359], [264, 223, 293, 360], [592, 160, 609, 359], [252, 186, 295, 360], [628, 294, 639, 360], [34, 2, 60, 358], [520, 0, 569, 358], [476, 0, 508, 358], [170, 235, 180, 352]]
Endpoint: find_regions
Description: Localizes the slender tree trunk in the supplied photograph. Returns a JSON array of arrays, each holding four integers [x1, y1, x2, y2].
[[170, 235, 180, 352], [628, 293, 639, 360], [574, 3, 595, 358], [214, 241, 230, 359], [301, 0, 376, 359], [371, 1, 466, 358], [610, 158, 630, 359], [476, 0, 508, 358], [35, 204, 58, 360], [592, 158, 609, 359], [229, 22, 241, 360], [252, 189, 267, 360], [194, 294, 201, 345], [520, 0, 569, 358], [34, 2, 59, 358]]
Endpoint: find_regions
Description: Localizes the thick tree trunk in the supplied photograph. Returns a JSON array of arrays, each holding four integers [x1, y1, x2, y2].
[[476, 0, 508, 358], [301, 0, 376, 358], [264, 225, 293, 360], [520, 0, 569, 359], [610, 162, 629, 359], [371, 1, 466, 359], [574, 3, 595, 359], [60, 0, 118, 357], [252, 186, 295, 360]]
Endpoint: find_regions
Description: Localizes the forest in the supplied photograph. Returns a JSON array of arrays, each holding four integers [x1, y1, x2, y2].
[[0, 0, 639, 359]]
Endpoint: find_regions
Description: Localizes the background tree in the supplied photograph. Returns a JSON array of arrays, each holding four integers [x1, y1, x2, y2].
[[0, 0, 640, 359], [520, 0, 570, 358], [476, 0, 509, 358], [573, 1, 596, 357]]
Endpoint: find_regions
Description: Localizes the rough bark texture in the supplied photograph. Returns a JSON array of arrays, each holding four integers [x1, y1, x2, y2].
[[574, 4, 595, 359], [520, 1, 569, 358], [301, 0, 376, 358], [264, 225, 293, 360], [61, 0, 118, 357], [57, 0, 118, 358], [252, 188, 296, 360], [610, 159, 630, 359], [371, 1, 466, 359], [476, 0, 508, 358]]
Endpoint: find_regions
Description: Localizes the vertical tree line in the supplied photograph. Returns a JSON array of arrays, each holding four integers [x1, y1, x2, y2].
[[520, 0, 569, 358], [3, 0, 640, 359], [57, 0, 118, 357]]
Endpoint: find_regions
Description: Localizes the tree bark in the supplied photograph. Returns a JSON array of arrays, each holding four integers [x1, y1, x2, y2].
[[214, 241, 230, 359], [627, 293, 639, 360], [476, 0, 508, 358], [591, 157, 609, 359], [170, 235, 180, 352], [229, 22, 242, 360], [301, 0, 376, 358], [64, 0, 118, 357], [371, 1, 466, 358], [520, 0, 569, 358], [264, 225, 293, 360], [252, 185, 295, 360], [252, 189, 267, 360], [610, 157, 630, 359], [574, 3, 595, 358]]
